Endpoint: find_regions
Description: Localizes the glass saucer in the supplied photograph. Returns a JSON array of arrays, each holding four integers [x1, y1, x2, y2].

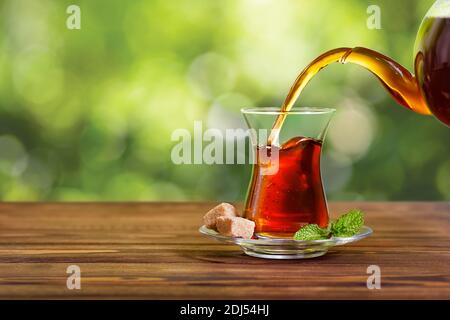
[[199, 225, 372, 259]]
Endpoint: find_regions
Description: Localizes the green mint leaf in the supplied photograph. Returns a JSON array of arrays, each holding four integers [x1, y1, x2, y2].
[[293, 224, 330, 240], [330, 209, 364, 237]]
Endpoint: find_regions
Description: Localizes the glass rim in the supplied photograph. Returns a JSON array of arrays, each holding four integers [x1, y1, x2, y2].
[[241, 107, 336, 115]]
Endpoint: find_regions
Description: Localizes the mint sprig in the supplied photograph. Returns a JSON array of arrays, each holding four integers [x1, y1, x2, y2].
[[330, 209, 364, 237], [293, 224, 330, 240], [293, 209, 364, 240]]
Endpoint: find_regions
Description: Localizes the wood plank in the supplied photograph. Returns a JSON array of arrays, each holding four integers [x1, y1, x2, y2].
[[0, 202, 449, 299]]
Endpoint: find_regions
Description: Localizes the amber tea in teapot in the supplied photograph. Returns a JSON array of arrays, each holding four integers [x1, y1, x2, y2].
[[415, 16, 450, 125]]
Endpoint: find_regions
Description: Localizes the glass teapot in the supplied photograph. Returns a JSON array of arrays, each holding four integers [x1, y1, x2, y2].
[[413, 0, 450, 125], [283, 0, 450, 127]]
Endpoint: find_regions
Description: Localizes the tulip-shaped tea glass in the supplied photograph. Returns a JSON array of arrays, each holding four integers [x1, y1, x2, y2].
[[241, 107, 335, 239]]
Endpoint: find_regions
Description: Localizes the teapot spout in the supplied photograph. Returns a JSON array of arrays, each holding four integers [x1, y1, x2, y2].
[[343, 47, 431, 115]]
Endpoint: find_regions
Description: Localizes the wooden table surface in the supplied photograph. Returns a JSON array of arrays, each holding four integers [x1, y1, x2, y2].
[[0, 202, 449, 299]]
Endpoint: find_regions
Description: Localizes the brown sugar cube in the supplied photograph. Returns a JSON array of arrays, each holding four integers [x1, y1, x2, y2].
[[203, 203, 238, 229], [216, 216, 255, 239]]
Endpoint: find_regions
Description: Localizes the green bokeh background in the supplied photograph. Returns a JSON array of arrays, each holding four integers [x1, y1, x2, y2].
[[0, 0, 448, 201]]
